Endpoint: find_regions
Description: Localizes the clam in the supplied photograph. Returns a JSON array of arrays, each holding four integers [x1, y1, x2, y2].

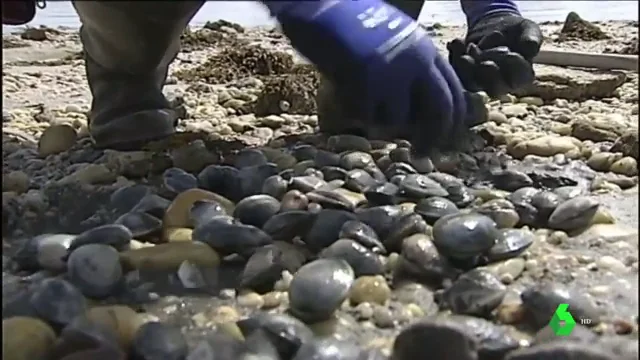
[[338, 220, 386, 253], [280, 190, 309, 211], [130, 193, 172, 219], [364, 182, 400, 206], [397, 233, 459, 285], [339, 151, 375, 170], [427, 172, 465, 188], [67, 244, 123, 299], [440, 268, 506, 317], [30, 278, 87, 329], [399, 174, 449, 199], [383, 213, 429, 253], [492, 169, 534, 192], [414, 196, 459, 225], [319, 239, 384, 277], [131, 322, 188, 360], [233, 194, 281, 228], [262, 175, 289, 200], [69, 224, 132, 252], [303, 209, 357, 253], [320, 166, 348, 182], [293, 338, 362, 360], [288, 258, 355, 323], [385, 162, 418, 178], [306, 188, 366, 211], [553, 186, 583, 201], [240, 242, 307, 293], [109, 184, 152, 214], [520, 284, 601, 330], [448, 315, 523, 360], [327, 134, 372, 153], [236, 163, 279, 200], [114, 211, 162, 239], [547, 196, 599, 231], [197, 165, 241, 201], [162, 167, 198, 196], [16, 233, 75, 272], [290, 175, 327, 193], [237, 312, 313, 359], [193, 221, 273, 257], [344, 169, 379, 193], [445, 184, 476, 208], [487, 229, 535, 262], [476, 199, 520, 229], [391, 318, 478, 360], [189, 200, 229, 229], [356, 205, 405, 240], [313, 149, 341, 168], [262, 210, 317, 243], [530, 191, 561, 224], [432, 213, 501, 262], [292, 144, 318, 162], [232, 148, 268, 169]]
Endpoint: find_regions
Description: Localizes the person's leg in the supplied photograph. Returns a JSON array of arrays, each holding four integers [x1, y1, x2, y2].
[[73, 1, 204, 150], [316, 0, 424, 135]]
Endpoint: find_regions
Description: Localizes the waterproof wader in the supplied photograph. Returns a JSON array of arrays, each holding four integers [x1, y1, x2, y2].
[[73, 1, 423, 149]]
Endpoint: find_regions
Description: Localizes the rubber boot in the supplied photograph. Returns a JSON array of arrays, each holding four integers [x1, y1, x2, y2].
[[316, 0, 424, 136], [73, 1, 204, 150]]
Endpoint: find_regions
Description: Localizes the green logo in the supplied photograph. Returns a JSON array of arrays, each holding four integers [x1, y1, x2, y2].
[[549, 303, 576, 336]]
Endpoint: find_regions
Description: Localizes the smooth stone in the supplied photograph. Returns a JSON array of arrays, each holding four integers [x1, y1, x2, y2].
[[2, 317, 57, 360], [35, 233, 76, 272], [391, 319, 478, 360], [319, 239, 384, 277], [30, 278, 87, 329], [38, 123, 78, 157], [67, 244, 123, 299], [548, 196, 599, 231], [432, 213, 501, 261], [69, 224, 133, 252], [162, 189, 235, 240], [349, 275, 391, 305], [131, 322, 188, 360]]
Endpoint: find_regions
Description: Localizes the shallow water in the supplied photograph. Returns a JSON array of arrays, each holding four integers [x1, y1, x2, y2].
[[2, 1, 638, 32]]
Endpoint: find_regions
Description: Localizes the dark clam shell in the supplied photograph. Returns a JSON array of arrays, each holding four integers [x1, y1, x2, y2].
[[233, 194, 281, 228], [240, 242, 307, 293], [383, 213, 429, 253], [344, 169, 379, 193], [30, 278, 87, 329], [293, 338, 363, 360], [356, 205, 405, 240], [303, 209, 357, 253], [262, 210, 317, 243], [237, 312, 314, 360], [339, 151, 375, 170], [292, 144, 318, 162], [162, 167, 198, 196], [432, 213, 501, 261], [399, 174, 449, 199], [193, 221, 273, 257], [364, 182, 400, 206], [520, 284, 601, 330], [440, 268, 506, 317], [130, 193, 171, 219], [131, 322, 188, 360], [397, 233, 459, 285], [69, 224, 132, 252], [320, 166, 348, 182], [547, 196, 599, 231], [338, 220, 386, 253], [189, 200, 228, 229], [236, 163, 279, 200], [391, 318, 478, 360], [262, 175, 289, 200], [109, 184, 152, 214], [232, 148, 268, 169], [288, 258, 355, 323], [327, 134, 372, 153], [197, 165, 240, 201], [415, 196, 460, 225], [487, 228, 535, 262], [114, 211, 162, 239], [319, 239, 384, 277], [530, 191, 561, 224]]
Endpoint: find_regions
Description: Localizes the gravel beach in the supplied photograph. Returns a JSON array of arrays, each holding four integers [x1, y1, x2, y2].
[[2, 13, 639, 360]]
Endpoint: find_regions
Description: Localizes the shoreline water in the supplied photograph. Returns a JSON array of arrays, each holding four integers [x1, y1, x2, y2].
[[2, 0, 638, 32]]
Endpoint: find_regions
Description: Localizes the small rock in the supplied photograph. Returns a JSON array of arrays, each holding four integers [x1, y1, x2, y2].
[[38, 124, 78, 157], [3, 170, 30, 193]]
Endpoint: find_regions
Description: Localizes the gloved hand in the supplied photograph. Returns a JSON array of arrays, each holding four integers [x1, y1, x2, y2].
[[263, 0, 485, 154], [448, 1, 543, 98]]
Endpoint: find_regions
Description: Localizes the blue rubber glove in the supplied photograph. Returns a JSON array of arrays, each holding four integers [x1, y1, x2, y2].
[[262, 0, 476, 154]]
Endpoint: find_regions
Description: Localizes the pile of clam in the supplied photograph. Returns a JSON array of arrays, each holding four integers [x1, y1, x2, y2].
[[3, 134, 628, 360]]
